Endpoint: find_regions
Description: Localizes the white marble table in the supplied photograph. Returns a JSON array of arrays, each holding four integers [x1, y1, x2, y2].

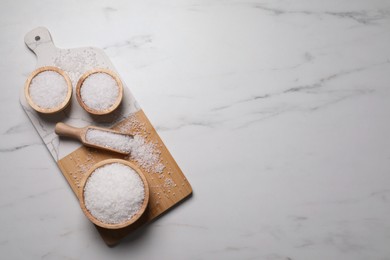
[[1, 0, 390, 259]]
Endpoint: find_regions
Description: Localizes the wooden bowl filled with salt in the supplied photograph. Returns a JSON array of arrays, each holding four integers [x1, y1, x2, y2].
[[79, 159, 149, 229], [24, 66, 72, 114], [76, 68, 123, 115]]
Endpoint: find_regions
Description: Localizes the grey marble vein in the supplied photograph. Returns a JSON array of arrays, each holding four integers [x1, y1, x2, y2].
[[2, 0, 390, 259], [0, 143, 41, 152], [252, 3, 390, 24]]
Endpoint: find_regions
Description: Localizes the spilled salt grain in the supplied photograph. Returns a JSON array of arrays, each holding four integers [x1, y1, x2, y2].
[[116, 115, 165, 173], [154, 163, 165, 173], [86, 126, 165, 173], [86, 129, 133, 153], [29, 71, 68, 109], [117, 114, 147, 135], [84, 163, 145, 224], [80, 72, 119, 111], [128, 135, 161, 172], [164, 178, 175, 188]]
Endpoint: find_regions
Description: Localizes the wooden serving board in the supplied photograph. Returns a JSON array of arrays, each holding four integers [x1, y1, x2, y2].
[[20, 27, 192, 246]]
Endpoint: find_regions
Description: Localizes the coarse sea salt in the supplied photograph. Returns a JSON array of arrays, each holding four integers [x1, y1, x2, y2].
[[128, 135, 162, 173], [117, 115, 165, 173], [85, 127, 164, 173], [80, 72, 119, 111], [85, 129, 133, 154], [84, 163, 145, 224], [29, 71, 68, 109]]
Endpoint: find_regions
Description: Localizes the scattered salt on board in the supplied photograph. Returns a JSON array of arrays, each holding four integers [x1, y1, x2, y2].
[[85, 128, 165, 174]]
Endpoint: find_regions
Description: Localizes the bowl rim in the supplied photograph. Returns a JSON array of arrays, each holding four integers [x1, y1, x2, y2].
[[79, 158, 150, 229], [24, 66, 73, 114], [75, 68, 124, 115]]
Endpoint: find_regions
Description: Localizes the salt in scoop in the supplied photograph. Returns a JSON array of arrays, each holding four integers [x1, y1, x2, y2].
[[55, 122, 134, 155]]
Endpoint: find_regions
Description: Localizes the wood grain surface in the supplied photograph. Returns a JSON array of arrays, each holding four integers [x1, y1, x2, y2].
[[57, 110, 192, 246]]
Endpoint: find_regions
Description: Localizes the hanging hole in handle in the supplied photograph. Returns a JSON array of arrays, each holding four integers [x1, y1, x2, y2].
[[35, 36, 40, 41]]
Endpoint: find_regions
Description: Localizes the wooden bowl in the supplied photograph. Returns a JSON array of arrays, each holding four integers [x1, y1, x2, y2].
[[76, 68, 123, 115], [24, 66, 72, 114], [79, 159, 149, 229]]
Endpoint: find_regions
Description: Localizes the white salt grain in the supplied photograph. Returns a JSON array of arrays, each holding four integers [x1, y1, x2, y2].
[[85, 128, 165, 173], [154, 162, 165, 173], [84, 163, 145, 224], [116, 115, 165, 173], [29, 71, 68, 109], [80, 73, 119, 111], [128, 135, 161, 172], [86, 129, 133, 153]]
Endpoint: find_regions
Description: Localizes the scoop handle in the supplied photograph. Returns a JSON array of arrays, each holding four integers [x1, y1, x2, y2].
[[55, 122, 83, 141]]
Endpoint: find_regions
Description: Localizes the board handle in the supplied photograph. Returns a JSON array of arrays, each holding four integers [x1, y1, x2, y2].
[[24, 27, 57, 56], [55, 122, 83, 141]]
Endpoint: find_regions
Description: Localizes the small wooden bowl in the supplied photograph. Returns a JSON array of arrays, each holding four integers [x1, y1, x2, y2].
[[76, 69, 123, 115], [24, 66, 72, 114], [79, 159, 149, 229]]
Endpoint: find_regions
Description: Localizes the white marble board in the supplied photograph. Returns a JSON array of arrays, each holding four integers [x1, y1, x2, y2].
[[20, 27, 140, 161]]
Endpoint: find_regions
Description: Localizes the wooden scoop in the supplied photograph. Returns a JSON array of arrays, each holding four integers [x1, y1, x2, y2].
[[55, 122, 133, 155]]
